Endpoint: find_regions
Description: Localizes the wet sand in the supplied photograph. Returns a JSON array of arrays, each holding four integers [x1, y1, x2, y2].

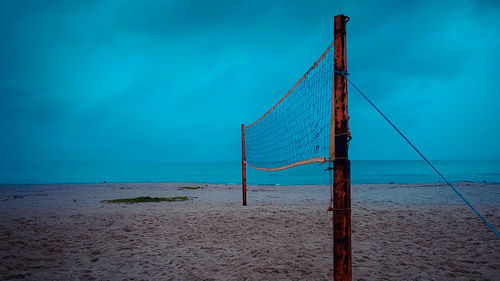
[[0, 182, 499, 280]]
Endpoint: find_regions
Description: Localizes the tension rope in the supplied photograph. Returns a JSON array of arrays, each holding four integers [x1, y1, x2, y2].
[[337, 71, 500, 238]]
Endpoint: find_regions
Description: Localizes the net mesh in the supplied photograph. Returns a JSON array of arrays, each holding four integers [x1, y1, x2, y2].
[[244, 42, 334, 170]]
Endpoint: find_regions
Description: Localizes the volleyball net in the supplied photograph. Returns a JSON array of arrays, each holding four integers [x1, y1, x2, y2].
[[242, 42, 335, 171]]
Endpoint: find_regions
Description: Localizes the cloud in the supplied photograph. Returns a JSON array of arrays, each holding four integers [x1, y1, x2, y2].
[[0, 0, 499, 165]]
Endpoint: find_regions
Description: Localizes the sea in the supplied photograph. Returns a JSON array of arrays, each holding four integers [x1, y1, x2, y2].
[[0, 160, 499, 185]]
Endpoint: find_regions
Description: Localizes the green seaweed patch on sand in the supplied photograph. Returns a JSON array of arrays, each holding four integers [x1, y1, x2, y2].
[[102, 196, 189, 204], [179, 186, 201, 190]]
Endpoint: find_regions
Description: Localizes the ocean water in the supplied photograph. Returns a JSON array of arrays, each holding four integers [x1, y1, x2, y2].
[[0, 160, 499, 185]]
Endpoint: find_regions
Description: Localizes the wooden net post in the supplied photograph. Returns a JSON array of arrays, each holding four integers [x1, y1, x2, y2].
[[333, 14, 351, 281], [241, 124, 247, 206]]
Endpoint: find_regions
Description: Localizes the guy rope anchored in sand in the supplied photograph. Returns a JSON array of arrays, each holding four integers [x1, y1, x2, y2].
[[241, 14, 499, 281]]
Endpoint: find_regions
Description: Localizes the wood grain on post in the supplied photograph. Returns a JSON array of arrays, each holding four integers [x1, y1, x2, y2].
[[333, 14, 351, 281], [241, 124, 247, 206]]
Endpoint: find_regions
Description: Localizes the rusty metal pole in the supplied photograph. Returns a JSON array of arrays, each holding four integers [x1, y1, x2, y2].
[[241, 124, 247, 206], [333, 14, 351, 281]]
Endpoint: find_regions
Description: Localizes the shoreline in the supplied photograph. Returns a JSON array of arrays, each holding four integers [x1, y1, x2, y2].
[[1, 181, 499, 208], [1, 179, 498, 187]]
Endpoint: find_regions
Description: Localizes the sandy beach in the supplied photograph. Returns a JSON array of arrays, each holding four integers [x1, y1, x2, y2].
[[0, 182, 499, 280]]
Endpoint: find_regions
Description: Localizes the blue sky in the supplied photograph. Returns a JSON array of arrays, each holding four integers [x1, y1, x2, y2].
[[0, 0, 499, 164]]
